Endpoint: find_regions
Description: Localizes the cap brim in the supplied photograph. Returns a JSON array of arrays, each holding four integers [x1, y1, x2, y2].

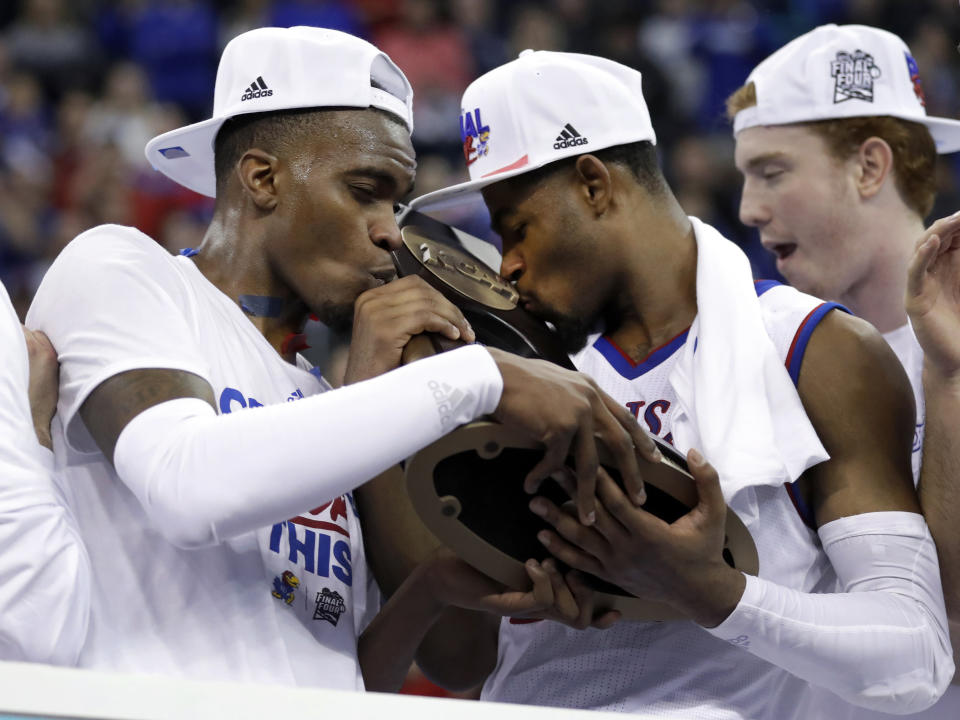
[[410, 159, 538, 212], [144, 116, 228, 198], [921, 115, 960, 154]]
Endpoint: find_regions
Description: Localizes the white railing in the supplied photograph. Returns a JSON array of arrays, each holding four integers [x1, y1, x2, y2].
[[0, 661, 631, 720]]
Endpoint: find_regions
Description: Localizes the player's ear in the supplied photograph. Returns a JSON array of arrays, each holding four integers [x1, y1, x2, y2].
[[237, 149, 280, 210], [573, 154, 613, 216], [855, 137, 894, 201]]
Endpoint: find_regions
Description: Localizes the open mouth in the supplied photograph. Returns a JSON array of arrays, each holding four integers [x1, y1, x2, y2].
[[771, 243, 797, 261]]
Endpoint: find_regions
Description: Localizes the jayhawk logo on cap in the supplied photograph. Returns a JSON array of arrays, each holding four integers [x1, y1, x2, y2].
[[830, 49, 881, 103], [461, 107, 490, 166]]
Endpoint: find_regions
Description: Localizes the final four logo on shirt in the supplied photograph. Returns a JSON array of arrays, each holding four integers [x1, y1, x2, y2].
[[314, 588, 346, 626], [461, 107, 490, 166], [830, 49, 881, 103]]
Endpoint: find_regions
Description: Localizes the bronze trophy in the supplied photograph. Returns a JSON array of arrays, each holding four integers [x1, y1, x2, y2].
[[393, 206, 758, 620]]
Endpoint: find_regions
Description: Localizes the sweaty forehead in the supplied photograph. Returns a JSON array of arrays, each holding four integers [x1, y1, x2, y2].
[[484, 167, 564, 212], [307, 109, 416, 176], [483, 171, 567, 235]]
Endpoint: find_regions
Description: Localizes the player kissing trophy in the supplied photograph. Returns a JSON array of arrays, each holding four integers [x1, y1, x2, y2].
[[390, 205, 758, 621]]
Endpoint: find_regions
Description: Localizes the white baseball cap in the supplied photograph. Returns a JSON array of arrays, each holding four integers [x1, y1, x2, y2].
[[144, 26, 414, 198], [733, 23, 960, 153], [411, 50, 656, 211]]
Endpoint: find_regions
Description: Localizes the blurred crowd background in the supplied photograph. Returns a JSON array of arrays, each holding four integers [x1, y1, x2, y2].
[[2, 0, 960, 324]]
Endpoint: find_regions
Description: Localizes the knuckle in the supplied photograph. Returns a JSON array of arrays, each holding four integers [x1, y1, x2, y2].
[[606, 495, 629, 516], [608, 430, 633, 455]]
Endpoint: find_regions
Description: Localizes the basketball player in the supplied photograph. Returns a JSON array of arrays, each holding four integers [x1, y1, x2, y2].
[[23, 27, 658, 688], [0, 281, 91, 663], [727, 24, 960, 717], [405, 48, 955, 717]]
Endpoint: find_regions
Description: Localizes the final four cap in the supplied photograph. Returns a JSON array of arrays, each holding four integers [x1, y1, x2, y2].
[[411, 49, 656, 211], [733, 24, 960, 153], [144, 26, 414, 198]]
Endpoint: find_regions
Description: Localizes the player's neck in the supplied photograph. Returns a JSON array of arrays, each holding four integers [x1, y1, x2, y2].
[[837, 211, 924, 334], [605, 200, 698, 362], [191, 215, 309, 360]]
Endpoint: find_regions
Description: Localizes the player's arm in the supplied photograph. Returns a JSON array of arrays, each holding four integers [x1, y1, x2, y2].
[[531, 311, 954, 713], [0, 315, 91, 664], [709, 312, 952, 712], [905, 213, 960, 679], [920, 376, 960, 684], [24, 328, 58, 451], [355, 468, 501, 691], [82, 344, 658, 551], [80, 345, 501, 548], [359, 554, 565, 692], [359, 551, 616, 692]]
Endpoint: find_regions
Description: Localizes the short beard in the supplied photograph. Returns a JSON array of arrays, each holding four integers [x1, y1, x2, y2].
[[312, 301, 354, 334], [535, 304, 594, 356]]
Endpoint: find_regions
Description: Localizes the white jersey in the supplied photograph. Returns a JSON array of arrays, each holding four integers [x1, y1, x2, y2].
[[26, 225, 376, 688], [0, 283, 90, 664], [482, 280, 847, 719]]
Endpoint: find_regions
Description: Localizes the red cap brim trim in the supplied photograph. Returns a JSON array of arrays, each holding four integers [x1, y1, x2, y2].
[[481, 154, 529, 178]]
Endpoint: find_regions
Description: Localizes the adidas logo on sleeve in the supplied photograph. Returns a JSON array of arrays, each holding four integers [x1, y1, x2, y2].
[[554, 123, 588, 149], [241, 76, 273, 102]]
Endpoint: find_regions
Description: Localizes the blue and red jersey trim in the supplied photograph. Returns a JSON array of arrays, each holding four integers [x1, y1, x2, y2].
[[753, 278, 780, 297], [593, 329, 690, 380], [780, 298, 849, 530], [593, 281, 783, 379], [785, 301, 846, 387]]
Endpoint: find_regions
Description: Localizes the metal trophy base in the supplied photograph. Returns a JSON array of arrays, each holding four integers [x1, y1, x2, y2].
[[404, 421, 758, 621]]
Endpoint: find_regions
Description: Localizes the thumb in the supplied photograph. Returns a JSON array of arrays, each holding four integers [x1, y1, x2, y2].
[[687, 448, 725, 522]]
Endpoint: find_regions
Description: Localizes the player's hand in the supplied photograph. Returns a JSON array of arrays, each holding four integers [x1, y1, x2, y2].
[[22, 326, 58, 450], [529, 449, 745, 628], [423, 551, 620, 629], [344, 275, 475, 384], [906, 211, 960, 382], [485, 347, 661, 526]]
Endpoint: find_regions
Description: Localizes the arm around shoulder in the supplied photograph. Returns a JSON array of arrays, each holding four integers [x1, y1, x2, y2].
[[0, 291, 91, 664]]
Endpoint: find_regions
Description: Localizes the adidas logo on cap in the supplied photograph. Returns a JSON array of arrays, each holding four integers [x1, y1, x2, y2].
[[241, 76, 273, 102], [554, 123, 588, 149]]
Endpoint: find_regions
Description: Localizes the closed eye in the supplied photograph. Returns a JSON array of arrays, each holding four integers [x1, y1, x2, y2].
[[350, 183, 377, 202]]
